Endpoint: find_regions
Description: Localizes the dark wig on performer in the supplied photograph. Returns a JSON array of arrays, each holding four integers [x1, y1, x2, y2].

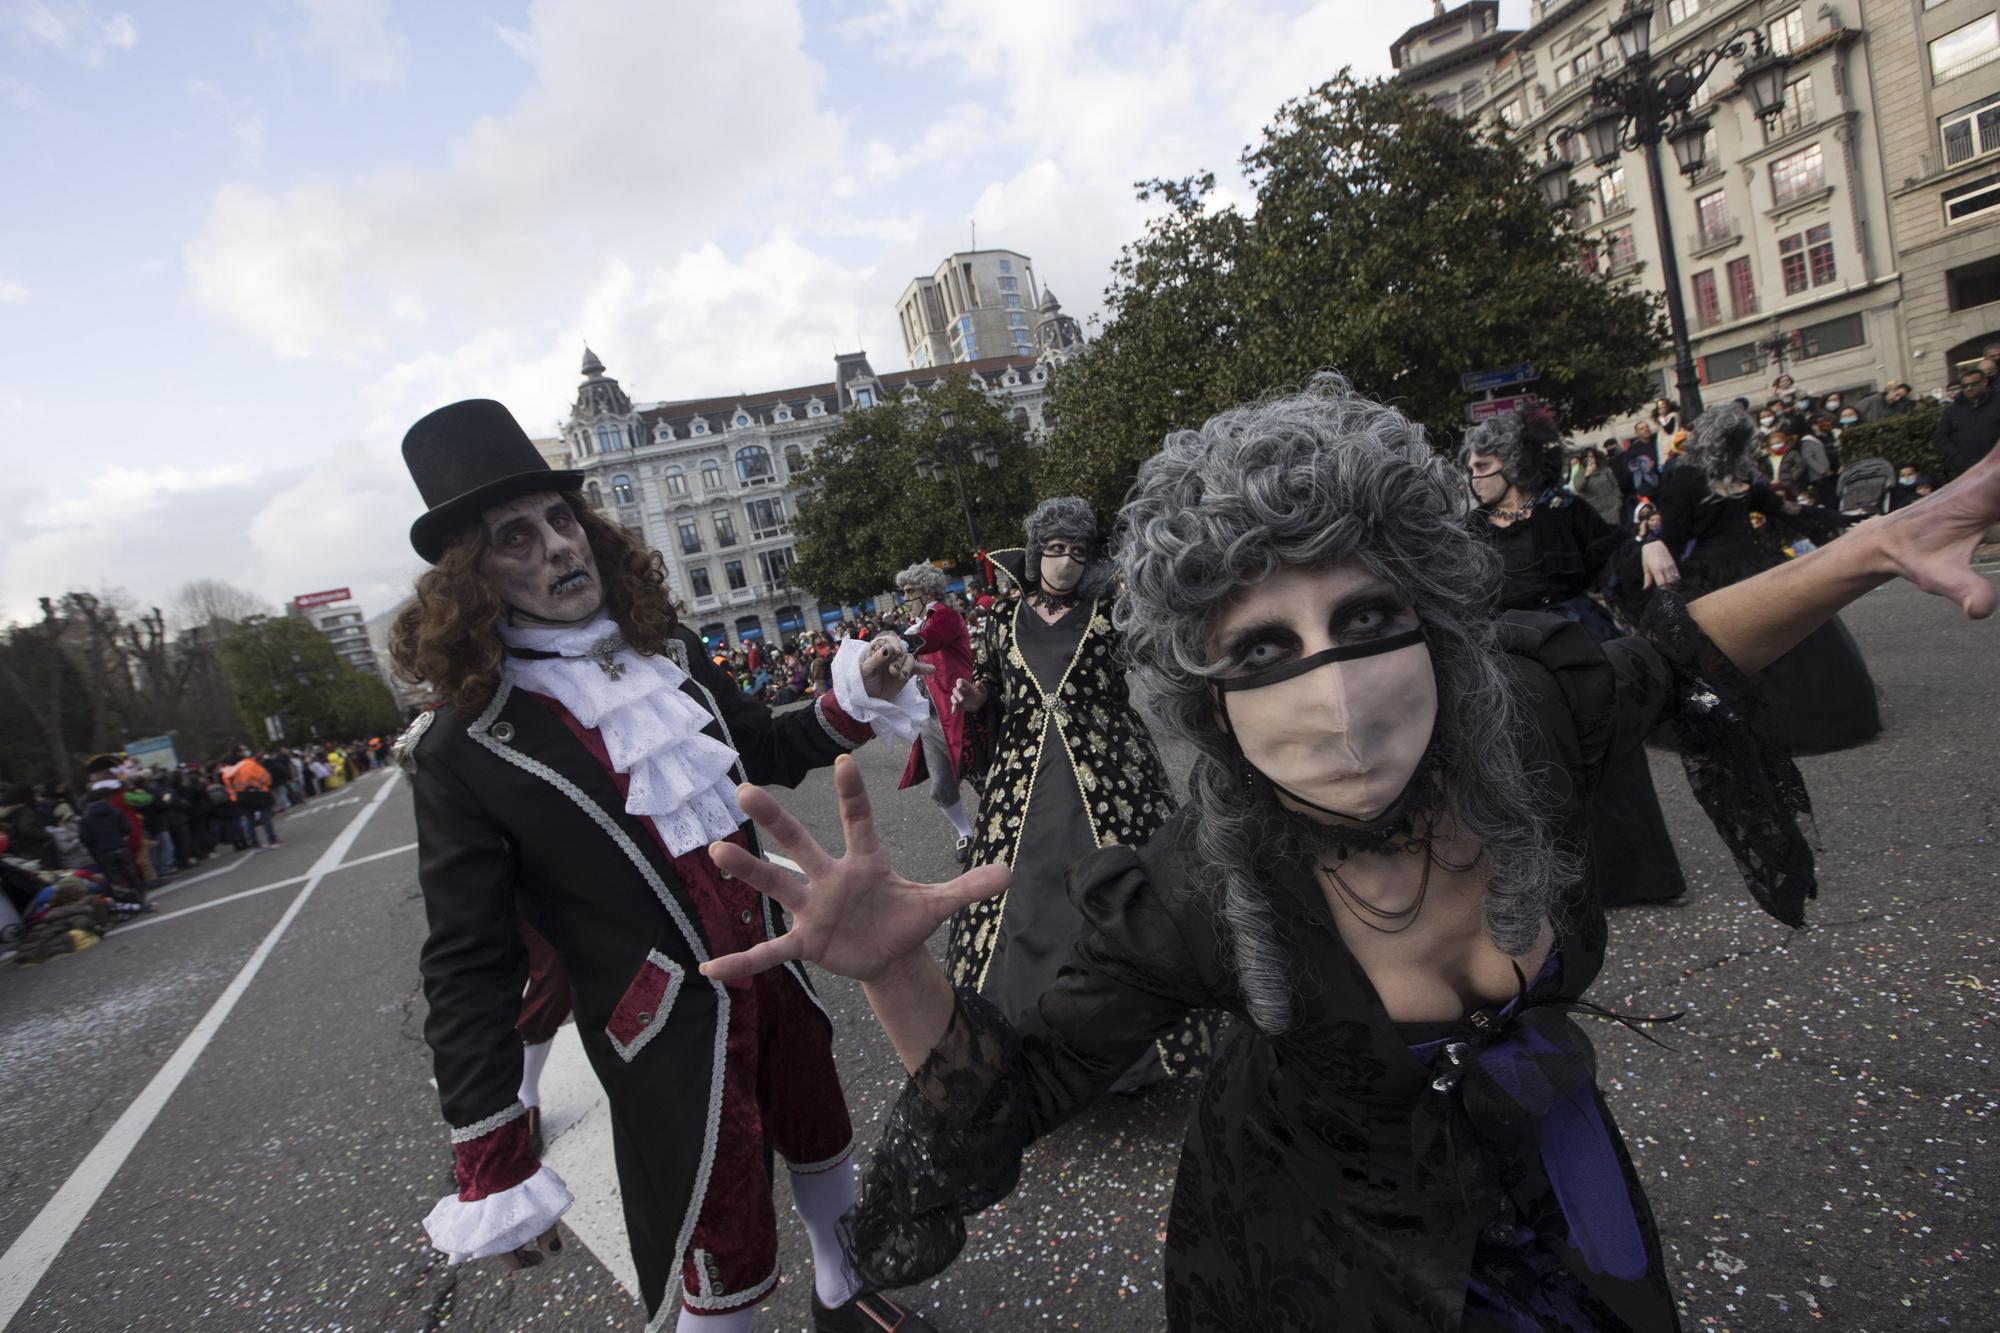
[[1684, 401, 1764, 485], [1024, 496, 1117, 602], [1115, 374, 1579, 1033], [389, 498, 679, 715], [1460, 407, 1565, 493]]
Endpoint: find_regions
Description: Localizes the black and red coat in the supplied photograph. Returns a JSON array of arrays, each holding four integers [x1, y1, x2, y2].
[[409, 623, 871, 1316]]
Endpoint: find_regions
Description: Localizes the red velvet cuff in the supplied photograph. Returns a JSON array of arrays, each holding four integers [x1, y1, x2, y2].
[[816, 692, 873, 747], [452, 1113, 538, 1202]]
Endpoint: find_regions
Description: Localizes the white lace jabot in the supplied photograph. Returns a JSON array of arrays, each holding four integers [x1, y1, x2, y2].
[[498, 617, 745, 856]]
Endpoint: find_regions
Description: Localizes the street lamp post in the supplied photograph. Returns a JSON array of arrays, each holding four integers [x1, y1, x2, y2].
[[1530, 0, 1790, 425], [914, 407, 998, 562]]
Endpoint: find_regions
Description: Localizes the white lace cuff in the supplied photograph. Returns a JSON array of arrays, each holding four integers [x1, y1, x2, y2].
[[423, 1165, 573, 1263], [831, 638, 928, 744]]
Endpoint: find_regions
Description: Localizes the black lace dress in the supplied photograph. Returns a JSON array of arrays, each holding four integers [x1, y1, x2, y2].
[[844, 594, 1816, 1331], [1654, 469, 1880, 753]]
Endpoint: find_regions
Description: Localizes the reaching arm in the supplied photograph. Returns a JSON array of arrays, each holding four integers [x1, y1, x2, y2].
[[1686, 445, 1999, 674]]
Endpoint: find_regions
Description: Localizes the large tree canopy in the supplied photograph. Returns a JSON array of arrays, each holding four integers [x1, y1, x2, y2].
[[1041, 73, 1666, 514], [790, 376, 1040, 604]]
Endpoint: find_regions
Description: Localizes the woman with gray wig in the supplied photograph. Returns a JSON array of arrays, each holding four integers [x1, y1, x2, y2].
[[944, 496, 1207, 1091], [1653, 403, 1881, 752], [698, 375, 2000, 1328]]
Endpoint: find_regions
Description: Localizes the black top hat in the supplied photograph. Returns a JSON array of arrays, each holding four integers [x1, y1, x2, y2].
[[402, 399, 583, 563]]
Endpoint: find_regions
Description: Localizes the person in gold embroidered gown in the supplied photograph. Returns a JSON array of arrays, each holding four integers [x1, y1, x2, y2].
[[948, 498, 1210, 1088]]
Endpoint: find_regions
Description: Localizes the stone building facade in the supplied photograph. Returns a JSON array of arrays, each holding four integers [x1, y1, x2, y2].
[[895, 249, 1047, 366], [556, 344, 1063, 651], [1396, 0, 2000, 414]]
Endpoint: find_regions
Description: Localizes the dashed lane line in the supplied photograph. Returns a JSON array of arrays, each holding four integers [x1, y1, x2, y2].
[[111, 844, 421, 937], [0, 772, 405, 1330]]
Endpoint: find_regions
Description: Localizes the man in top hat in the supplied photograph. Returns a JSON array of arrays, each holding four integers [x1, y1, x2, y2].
[[389, 398, 958, 1332]]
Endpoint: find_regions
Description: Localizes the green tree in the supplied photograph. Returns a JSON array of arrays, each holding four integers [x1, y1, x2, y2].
[[223, 614, 399, 743], [1042, 72, 1668, 514], [790, 375, 1040, 603]]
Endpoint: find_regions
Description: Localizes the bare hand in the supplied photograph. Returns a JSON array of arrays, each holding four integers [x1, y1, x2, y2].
[[504, 1225, 562, 1269], [1640, 538, 1680, 590], [950, 677, 988, 714], [700, 757, 1009, 984], [859, 634, 935, 701], [1870, 443, 2000, 619]]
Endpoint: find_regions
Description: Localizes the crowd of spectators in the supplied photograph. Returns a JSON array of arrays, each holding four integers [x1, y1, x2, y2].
[[705, 582, 1011, 707], [1579, 354, 2000, 539], [1, 735, 393, 965]]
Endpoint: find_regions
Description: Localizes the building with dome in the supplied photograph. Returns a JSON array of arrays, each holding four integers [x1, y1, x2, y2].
[[555, 345, 1058, 651]]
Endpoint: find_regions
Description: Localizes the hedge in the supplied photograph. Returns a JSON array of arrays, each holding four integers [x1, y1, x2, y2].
[[1837, 404, 1953, 480]]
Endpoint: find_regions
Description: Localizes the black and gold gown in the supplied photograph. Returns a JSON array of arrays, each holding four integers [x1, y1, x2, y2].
[[948, 595, 1211, 1082]]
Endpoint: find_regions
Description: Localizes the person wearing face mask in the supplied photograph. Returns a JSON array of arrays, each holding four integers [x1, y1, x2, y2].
[[1652, 404, 1881, 753], [690, 375, 2000, 1330], [389, 400, 945, 1333], [1888, 464, 1936, 512], [1464, 410, 1688, 909], [942, 498, 1211, 1092]]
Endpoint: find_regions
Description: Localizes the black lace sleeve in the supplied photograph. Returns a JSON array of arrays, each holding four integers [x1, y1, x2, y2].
[[843, 843, 1213, 1290], [1642, 587, 1817, 926]]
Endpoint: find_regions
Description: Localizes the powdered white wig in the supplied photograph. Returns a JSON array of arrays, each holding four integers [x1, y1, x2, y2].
[[895, 561, 949, 602]]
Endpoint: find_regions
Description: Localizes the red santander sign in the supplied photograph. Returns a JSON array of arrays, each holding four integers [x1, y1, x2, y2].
[[293, 588, 353, 610]]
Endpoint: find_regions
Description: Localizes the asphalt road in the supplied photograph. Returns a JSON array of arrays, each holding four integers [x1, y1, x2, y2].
[[1, 571, 1994, 1332]]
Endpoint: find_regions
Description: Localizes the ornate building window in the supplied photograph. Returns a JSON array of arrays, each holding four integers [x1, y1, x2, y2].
[[663, 466, 688, 498], [677, 518, 702, 555], [783, 442, 804, 474], [713, 510, 739, 547], [735, 445, 774, 483], [688, 565, 714, 598], [585, 480, 603, 509], [689, 417, 710, 436], [701, 460, 724, 491], [595, 424, 626, 453], [773, 404, 793, 422], [611, 474, 634, 505]]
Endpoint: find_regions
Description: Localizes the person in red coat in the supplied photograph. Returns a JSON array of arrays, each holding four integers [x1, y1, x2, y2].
[[893, 563, 978, 864]]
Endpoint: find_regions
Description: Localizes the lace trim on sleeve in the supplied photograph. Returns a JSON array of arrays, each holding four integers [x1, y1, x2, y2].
[[840, 987, 1034, 1291], [1643, 587, 1817, 926]]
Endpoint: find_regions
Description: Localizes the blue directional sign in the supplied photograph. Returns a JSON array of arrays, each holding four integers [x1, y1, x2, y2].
[[1461, 362, 1539, 394]]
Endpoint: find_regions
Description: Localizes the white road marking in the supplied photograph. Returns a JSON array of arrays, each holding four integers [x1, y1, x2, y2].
[[0, 771, 405, 1330], [111, 845, 420, 938], [113, 874, 311, 935], [151, 852, 250, 896]]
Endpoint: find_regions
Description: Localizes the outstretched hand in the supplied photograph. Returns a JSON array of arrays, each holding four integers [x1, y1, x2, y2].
[[700, 756, 1009, 984], [1872, 443, 2000, 619]]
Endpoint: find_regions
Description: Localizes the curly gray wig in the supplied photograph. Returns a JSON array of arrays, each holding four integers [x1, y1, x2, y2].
[[1115, 375, 1580, 1034], [1025, 496, 1117, 601], [894, 561, 949, 603], [1684, 402, 1762, 484], [1461, 408, 1563, 492]]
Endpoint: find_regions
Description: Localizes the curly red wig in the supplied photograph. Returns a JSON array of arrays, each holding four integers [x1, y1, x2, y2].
[[390, 498, 680, 716]]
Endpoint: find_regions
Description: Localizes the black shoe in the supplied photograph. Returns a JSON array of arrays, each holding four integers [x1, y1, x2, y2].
[[953, 836, 973, 868], [813, 1290, 940, 1332]]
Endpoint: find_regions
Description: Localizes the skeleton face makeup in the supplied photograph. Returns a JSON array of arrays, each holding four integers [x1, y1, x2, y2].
[[1209, 562, 1438, 824], [477, 492, 604, 625]]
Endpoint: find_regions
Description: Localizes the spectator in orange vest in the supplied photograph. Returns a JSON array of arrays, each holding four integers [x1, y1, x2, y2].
[[224, 749, 281, 849]]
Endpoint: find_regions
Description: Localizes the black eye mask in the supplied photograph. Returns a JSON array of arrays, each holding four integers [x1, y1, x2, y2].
[[1212, 627, 1426, 694]]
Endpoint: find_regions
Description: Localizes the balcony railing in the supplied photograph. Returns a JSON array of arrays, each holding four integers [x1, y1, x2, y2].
[[1935, 46, 2000, 86]]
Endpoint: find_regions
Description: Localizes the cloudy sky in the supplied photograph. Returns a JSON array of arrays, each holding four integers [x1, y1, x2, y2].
[[1, 0, 1532, 625]]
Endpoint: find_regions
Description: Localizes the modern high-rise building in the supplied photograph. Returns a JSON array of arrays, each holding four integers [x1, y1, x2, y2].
[[289, 589, 387, 681], [895, 249, 1044, 366], [1393, 0, 2000, 412]]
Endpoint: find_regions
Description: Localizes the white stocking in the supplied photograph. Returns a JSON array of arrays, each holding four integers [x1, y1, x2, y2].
[[674, 1306, 752, 1332], [518, 1038, 553, 1109], [789, 1158, 862, 1307], [939, 798, 974, 840]]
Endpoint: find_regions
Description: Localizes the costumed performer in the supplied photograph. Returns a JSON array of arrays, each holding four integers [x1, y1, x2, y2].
[[389, 399, 945, 1333], [948, 498, 1211, 1091], [891, 562, 979, 866], [1464, 407, 1690, 908], [1653, 403, 1882, 753], [697, 375, 1999, 1330]]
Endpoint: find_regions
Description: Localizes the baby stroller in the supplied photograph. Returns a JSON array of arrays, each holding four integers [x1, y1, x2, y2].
[[1836, 458, 1894, 526]]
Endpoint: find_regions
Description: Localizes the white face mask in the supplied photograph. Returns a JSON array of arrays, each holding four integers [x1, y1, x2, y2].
[[1216, 629, 1437, 823]]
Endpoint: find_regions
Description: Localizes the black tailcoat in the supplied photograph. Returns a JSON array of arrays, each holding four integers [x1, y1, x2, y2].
[[411, 625, 861, 1318]]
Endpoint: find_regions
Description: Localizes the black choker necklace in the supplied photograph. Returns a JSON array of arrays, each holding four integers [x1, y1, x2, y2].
[[1488, 499, 1535, 523]]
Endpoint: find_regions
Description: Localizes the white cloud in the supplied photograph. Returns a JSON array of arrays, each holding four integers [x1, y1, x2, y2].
[[292, 0, 408, 86], [5, 2, 138, 66], [234, 110, 266, 166], [0, 278, 27, 303], [187, 0, 848, 364]]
